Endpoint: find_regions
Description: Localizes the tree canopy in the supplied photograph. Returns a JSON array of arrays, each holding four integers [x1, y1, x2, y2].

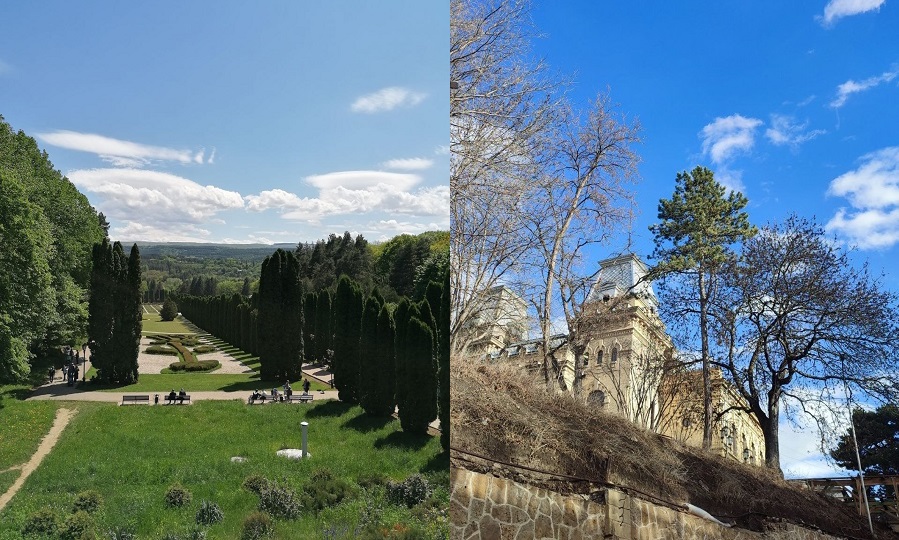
[[831, 404, 899, 476]]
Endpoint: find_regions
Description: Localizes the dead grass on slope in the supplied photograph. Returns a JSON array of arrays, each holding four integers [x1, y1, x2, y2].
[[451, 361, 894, 539]]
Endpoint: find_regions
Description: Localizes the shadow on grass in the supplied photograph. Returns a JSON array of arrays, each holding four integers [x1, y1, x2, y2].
[[343, 413, 395, 433], [218, 378, 266, 392], [0, 387, 32, 401], [305, 400, 354, 418], [374, 430, 432, 451], [420, 451, 450, 476]]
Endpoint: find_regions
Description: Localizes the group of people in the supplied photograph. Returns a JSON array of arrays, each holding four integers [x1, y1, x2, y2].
[[48, 346, 82, 387], [166, 388, 188, 404], [250, 378, 312, 403]]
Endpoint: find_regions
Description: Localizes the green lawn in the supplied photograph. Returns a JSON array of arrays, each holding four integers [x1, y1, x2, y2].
[[141, 312, 193, 334], [84, 373, 330, 393], [0, 385, 60, 496], [0, 400, 448, 539]]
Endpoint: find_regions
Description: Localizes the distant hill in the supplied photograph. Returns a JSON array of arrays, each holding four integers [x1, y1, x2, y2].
[[130, 242, 295, 261]]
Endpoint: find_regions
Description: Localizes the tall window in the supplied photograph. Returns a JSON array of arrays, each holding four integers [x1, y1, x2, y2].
[[597, 349, 604, 366], [610, 346, 618, 368]]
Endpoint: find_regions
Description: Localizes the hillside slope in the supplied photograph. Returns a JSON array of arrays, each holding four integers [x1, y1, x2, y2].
[[450, 362, 896, 539]]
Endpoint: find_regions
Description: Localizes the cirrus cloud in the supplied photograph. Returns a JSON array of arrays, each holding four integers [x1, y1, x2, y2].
[[350, 86, 427, 113], [37, 130, 210, 167], [382, 157, 434, 170], [829, 66, 899, 108]]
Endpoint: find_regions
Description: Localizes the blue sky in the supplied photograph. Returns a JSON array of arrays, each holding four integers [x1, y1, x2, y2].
[[528, 0, 899, 477], [0, 2, 448, 244]]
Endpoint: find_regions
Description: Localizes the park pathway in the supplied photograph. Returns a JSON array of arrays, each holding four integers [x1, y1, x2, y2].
[[0, 407, 75, 512]]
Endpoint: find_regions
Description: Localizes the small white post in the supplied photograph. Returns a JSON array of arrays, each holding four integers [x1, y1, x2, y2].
[[301, 421, 309, 458]]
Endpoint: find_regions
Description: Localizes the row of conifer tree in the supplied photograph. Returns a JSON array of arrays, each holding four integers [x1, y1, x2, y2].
[[177, 249, 450, 450]]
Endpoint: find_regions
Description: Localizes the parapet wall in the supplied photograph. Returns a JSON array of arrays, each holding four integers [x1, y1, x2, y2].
[[450, 467, 844, 540]]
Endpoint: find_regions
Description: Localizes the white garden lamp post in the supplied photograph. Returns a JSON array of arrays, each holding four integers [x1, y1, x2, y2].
[[301, 421, 309, 459]]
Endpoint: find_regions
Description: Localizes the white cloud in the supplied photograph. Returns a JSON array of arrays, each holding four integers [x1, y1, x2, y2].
[[819, 0, 885, 26], [305, 170, 420, 191], [381, 157, 434, 170], [765, 114, 826, 148], [434, 145, 450, 155], [366, 219, 451, 240], [245, 170, 449, 224], [113, 222, 213, 243], [712, 168, 747, 194], [700, 114, 763, 164], [68, 168, 244, 227], [829, 67, 899, 108], [37, 130, 206, 167], [826, 146, 899, 249], [350, 87, 427, 113]]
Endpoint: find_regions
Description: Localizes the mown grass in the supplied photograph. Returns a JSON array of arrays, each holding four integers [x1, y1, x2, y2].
[[85, 373, 329, 393], [0, 400, 447, 539], [0, 385, 59, 471], [141, 312, 193, 334]]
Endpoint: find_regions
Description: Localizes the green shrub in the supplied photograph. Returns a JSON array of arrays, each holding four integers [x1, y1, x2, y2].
[[160, 298, 178, 321], [180, 336, 199, 347], [258, 483, 302, 520], [195, 500, 224, 525], [242, 474, 272, 495], [301, 468, 355, 513], [357, 472, 387, 490], [21, 508, 59, 537], [145, 345, 178, 355], [168, 360, 220, 372], [193, 345, 216, 354], [162, 529, 206, 540], [59, 510, 95, 540], [386, 474, 431, 508], [72, 490, 102, 514], [164, 483, 193, 508], [240, 512, 274, 540]]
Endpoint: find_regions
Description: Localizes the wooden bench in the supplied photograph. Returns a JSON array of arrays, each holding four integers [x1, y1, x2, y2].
[[122, 394, 150, 405], [287, 394, 314, 404], [248, 393, 271, 404]]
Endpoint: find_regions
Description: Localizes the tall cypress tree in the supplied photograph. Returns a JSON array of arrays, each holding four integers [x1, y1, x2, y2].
[[438, 271, 450, 451], [88, 238, 114, 380], [257, 249, 304, 381], [332, 275, 363, 403], [399, 316, 438, 434], [359, 293, 387, 415], [121, 243, 142, 383], [393, 298, 412, 419], [303, 291, 317, 362], [315, 289, 332, 364]]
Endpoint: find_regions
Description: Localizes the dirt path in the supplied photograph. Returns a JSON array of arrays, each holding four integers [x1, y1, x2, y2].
[[0, 407, 75, 512]]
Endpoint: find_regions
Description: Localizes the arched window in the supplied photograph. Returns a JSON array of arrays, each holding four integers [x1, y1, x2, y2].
[[588, 390, 606, 408], [610, 346, 618, 368], [597, 349, 604, 366]]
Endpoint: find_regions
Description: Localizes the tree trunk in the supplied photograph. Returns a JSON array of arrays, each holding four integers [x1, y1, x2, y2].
[[699, 270, 712, 450], [762, 398, 783, 475]]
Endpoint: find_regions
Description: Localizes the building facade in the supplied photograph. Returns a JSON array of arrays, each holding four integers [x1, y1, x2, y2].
[[465, 253, 766, 466]]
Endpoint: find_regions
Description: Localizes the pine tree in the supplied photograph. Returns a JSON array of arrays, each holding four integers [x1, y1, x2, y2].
[[648, 166, 756, 449]]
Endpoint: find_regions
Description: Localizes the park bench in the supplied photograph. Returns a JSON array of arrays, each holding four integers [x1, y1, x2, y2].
[[287, 394, 314, 404], [165, 394, 191, 404], [122, 394, 150, 405], [248, 392, 271, 404]]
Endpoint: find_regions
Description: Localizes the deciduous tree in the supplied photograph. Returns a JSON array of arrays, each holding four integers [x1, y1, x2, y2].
[[710, 215, 899, 472]]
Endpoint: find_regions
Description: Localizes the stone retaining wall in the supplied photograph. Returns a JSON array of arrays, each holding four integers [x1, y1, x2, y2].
[[451, 467, 844, 539]]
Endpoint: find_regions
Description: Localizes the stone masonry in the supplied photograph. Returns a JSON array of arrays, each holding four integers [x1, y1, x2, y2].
[[451, 467, 845, 540]]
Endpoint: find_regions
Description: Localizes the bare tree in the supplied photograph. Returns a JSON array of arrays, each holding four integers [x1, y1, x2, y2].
[[450, 0, 560, 356], [709, 215, 899, 473], [521, 96, 640, 390]]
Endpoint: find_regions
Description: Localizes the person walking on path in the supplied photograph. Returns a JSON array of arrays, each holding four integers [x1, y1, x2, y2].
[[302, 378, 310, 395]]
